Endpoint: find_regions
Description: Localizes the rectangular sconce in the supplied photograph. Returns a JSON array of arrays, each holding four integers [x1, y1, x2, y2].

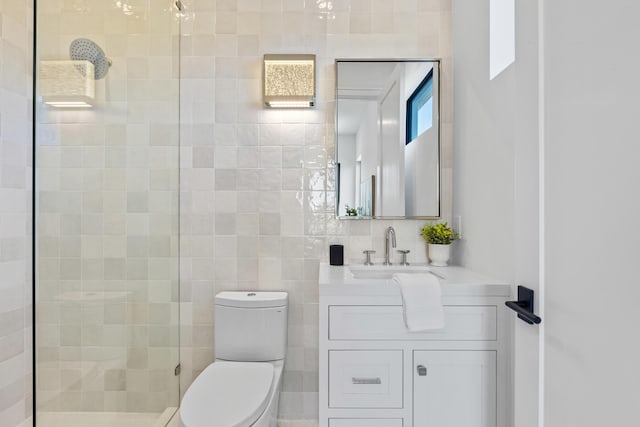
[[40, 60, 95, 108], [263, 54, 316, 108]]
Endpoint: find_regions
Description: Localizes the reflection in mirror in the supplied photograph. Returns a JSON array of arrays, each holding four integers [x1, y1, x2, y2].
[[335, 59, 440, 219]]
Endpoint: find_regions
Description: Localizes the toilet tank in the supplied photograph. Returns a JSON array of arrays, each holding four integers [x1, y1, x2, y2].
[[214, 291, 288, 362]]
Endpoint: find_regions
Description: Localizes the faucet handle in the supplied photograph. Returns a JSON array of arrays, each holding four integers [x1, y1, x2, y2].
[[398, 250, 410, 266], [363, 250, 376, 266]]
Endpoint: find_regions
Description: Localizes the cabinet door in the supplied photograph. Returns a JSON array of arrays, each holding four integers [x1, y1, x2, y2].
[[413, 351, 496, 427]]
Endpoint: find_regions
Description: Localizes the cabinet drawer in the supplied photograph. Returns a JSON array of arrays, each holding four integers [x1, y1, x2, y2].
[[329, 305, 497, 341], [329, 419, 403, 427], [329, 350, 403, 408]]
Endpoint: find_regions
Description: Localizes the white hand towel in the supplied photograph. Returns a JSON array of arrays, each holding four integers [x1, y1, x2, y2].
[[393, 273, 445, 331]]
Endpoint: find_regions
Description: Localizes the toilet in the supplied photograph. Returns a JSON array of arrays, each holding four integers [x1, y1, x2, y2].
[[180, 291, 288, 427]]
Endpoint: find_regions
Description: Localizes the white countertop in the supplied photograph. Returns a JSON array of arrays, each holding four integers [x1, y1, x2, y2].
[[319, 262, 511, 297]]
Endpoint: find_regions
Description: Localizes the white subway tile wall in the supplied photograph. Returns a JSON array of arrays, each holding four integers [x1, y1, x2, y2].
[[179, 0, 452, 421], [0, 0, 34, 425], [35, 0, 180, 415]]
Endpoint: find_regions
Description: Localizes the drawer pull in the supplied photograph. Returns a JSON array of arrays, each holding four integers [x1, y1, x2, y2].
[[417, 365, 427, 376], [352, 377, 382, 385]]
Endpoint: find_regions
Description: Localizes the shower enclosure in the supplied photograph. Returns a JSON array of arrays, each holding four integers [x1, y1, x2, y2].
[[35, 1, 181, 425]]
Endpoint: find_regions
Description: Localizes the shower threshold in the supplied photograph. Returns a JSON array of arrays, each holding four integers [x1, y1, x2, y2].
[[36, 407, 178, 427]]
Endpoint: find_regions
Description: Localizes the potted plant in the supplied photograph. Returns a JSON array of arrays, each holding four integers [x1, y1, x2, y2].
[[420, 222, 460, 266]]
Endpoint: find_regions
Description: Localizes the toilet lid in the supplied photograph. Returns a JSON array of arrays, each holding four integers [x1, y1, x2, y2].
[[181, 361, 274, 427]]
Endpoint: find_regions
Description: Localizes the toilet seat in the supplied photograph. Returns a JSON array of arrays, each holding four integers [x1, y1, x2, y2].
[[180, 361, 275, 427]]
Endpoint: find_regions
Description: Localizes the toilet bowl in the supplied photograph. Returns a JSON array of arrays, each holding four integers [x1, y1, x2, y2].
[[180, 291, 288, 427], [180, 359, 284, 427]]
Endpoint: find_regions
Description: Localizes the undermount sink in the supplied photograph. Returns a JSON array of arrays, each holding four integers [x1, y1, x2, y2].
[[348, 264, 432, 279]]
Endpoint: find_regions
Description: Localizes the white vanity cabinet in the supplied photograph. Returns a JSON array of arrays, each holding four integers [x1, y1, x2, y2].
[[319, 264, 512, 427]]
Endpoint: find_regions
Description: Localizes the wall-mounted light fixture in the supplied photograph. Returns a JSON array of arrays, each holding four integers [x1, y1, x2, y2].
[[40, 60, 95, 108], [263, 54, 316, 108]]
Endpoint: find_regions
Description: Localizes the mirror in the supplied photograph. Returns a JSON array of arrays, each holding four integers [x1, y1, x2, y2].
[[335, 59, 441, 219]]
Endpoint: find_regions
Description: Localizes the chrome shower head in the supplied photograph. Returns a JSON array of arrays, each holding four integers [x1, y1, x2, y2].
[[69, 38, 111, 80]]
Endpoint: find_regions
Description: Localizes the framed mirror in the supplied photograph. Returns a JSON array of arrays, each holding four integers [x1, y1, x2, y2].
[[335, 59, 441, 219]]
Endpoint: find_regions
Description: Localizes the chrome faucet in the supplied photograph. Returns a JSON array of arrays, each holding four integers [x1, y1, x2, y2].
[[384, 226, 397, 265]]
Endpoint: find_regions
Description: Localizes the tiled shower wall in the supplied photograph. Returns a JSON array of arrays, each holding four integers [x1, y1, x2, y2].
[[179, 0, 452, 420], [0, 0, 34, 425], [35, 1, 180, 413]]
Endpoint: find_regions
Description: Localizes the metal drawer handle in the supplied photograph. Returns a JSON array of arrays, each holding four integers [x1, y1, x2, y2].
[[417, 365, 427, 376], [352, 377, 382, 385]]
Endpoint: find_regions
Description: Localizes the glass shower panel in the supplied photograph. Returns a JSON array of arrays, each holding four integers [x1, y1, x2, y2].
[[35, 1, 180, 425]]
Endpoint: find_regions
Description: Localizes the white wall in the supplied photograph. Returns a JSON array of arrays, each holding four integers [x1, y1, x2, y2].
[[379, 70, 405, 217], [544, 1, 640, 425], [337, 134, 356, 216], [452, 0, 516, 281], [404, 62, 434, 100], [453, 0, 539, 426], [178, 0, 453, 420], [0, 1, 34, 425], [355, 101, 379, 184], [404, 62, 439, 217], [405, 130, 439, 216], [355, 102, 379, 216]]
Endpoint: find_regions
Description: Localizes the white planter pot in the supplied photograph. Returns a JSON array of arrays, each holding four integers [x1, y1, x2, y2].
[[428, 243, 451, 267]]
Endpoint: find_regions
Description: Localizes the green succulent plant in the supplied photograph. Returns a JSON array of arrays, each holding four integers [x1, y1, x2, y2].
[[421, 222, 460, 245], [345, 205, 358, 216]]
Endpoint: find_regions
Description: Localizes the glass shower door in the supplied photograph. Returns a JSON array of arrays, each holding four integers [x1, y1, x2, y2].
[[34, 1, 180, 425]]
